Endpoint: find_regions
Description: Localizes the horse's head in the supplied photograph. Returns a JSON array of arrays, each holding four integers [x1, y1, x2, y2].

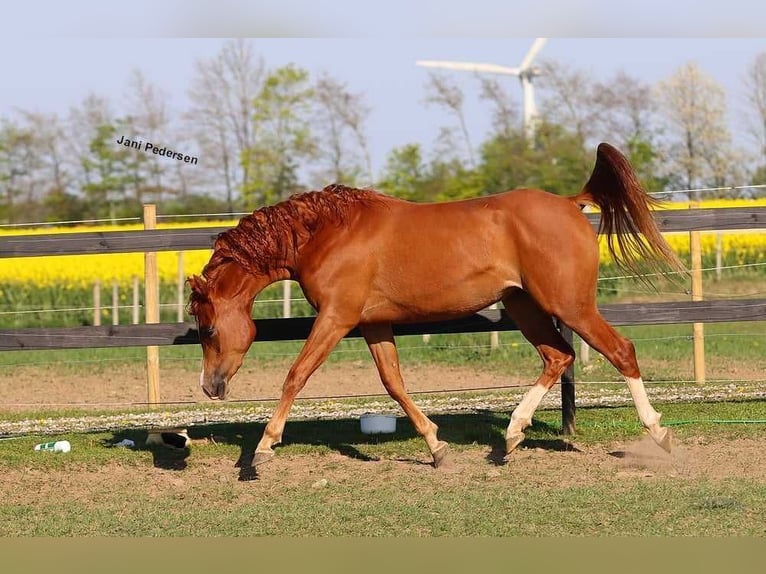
[[187, 269, 257, 400]]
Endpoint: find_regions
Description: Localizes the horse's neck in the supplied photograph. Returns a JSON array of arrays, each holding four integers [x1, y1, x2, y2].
[[218, 260, 288, 303]]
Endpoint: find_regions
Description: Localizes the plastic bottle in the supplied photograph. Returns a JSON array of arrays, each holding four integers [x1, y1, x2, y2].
[[33, 440, 71, 453]]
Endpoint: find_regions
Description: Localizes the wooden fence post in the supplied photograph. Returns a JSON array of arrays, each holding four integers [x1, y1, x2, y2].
[[715, 232, 723, 282], [690, 225, 706, 384], [489, 303, 499, 350], [144, 205, 161, 404], [92, 280, 101, 327], [177, 251, 185, 323], [579, 337, 590, 365], [132, 275, 140, 325], [112, 279, 119, 326], [557, 319, 576, 435], [283, 280, 291, 318]]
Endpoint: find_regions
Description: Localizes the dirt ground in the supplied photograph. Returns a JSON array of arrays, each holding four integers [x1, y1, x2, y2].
[[2, 435, 766, 507], [1, 361, 529, 408], [3, 360, 765, 503]]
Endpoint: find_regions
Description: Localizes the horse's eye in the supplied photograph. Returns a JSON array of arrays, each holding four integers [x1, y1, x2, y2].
[[200, 326, 215, 339]]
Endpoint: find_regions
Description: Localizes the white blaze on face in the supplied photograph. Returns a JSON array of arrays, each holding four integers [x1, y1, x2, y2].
[[199, 368, 206, 389]]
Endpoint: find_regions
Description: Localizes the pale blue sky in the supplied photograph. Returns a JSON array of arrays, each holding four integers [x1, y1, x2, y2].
[[1, 2, 765, 178]]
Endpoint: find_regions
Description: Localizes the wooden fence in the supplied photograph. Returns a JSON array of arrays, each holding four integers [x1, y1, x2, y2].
[[2, 205, 766, 433]]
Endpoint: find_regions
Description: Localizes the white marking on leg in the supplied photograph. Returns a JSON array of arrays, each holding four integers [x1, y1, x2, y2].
[[507, 384, 549, 438], [625, 376, 661, 428]]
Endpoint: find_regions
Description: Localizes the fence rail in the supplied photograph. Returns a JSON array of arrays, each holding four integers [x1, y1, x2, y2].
[[3, 206, 766, 258], [2, 299, 765, 351]]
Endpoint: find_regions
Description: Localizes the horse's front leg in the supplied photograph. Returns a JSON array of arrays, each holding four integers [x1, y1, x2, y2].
[[252, 314, 352, 467]]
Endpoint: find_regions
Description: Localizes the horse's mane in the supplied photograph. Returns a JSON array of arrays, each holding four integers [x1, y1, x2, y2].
[[197, 183, 381, 287]]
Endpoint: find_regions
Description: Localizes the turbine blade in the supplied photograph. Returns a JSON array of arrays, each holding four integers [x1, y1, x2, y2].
[[519, 38, 547, 70], [416, 60, 520, 75]]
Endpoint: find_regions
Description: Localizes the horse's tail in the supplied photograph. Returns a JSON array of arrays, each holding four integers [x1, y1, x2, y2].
[[571, 142, 685, 281]]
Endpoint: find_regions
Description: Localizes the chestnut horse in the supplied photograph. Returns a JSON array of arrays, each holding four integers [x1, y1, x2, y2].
[[189, 143, 683, 470]]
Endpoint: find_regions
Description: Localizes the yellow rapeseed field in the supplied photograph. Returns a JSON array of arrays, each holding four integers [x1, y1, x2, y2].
[[0, 220, 236, 289], [597, 199, 766, 269]]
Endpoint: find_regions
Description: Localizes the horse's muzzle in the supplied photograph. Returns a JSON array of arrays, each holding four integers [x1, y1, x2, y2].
[[201, 374, 228, 400]]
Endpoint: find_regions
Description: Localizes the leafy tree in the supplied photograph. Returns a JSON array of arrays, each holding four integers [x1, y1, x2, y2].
[[160, 193, 232, 221], [624, 135, 670, 193], [479, 121, 590, 197], [80, 121, 142, 220], [42, 188, 85, 223], [430, 160, 485, 201], [0, 119, 38, 223], [378, 144, 428, 200], [241, 64, 316, 206]]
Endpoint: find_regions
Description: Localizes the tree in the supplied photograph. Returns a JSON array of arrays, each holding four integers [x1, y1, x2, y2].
[[423, 74, 475, 167], [479, 77, 519, 140], [377, 144, 428, 201], [655, 62, 734, 197], [241, 64, 316, 206], [592, 72, 657, 145], [743, 52, 766, 177], [66, 93, 114, 201], [312, 73, 372, 186], [378, 143, 485, 202], [124, 69, 172, 203], [538, 60, 603, 147], [80, 120, 142, 221], [187, 39, 265, 211], [15, 111, 80, 222], [478, 120, 592, 197], [0, 119, 40, 223], [623, 136, 671, 194]]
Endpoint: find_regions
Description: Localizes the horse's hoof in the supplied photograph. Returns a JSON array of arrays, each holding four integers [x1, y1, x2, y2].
[[505, 433, 525, 458], [252, 450, 275, 467], [432, 441, 449, 468], [653, 427, 673, 453]]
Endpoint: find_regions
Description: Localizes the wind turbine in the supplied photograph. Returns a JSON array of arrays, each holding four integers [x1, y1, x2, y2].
[[416, 38, 548, 143]]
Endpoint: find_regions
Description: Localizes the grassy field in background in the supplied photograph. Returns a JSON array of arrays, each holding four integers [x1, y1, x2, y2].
[[1, 320, 763, 382]]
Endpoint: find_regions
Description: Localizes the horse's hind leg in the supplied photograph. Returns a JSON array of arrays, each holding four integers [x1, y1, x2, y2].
[[360, 323, 449, 468], [561, 308, 671, 452], [502, 289, 575, 457]]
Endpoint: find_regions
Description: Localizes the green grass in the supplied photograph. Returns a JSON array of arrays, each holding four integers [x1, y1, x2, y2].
[[0, 400, 764, 536], [4, 479, 762, 536]]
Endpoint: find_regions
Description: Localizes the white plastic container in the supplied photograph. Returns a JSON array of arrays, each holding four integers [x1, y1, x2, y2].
[[360, 414, 396, 434], [34, 440, 71, 453]]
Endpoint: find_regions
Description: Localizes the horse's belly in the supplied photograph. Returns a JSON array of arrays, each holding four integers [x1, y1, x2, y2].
[[360, 274, 520, 324]]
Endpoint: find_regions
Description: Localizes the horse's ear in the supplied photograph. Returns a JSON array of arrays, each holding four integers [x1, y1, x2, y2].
[[187, 275, 205, 295], [187, 275, 208, 316]]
